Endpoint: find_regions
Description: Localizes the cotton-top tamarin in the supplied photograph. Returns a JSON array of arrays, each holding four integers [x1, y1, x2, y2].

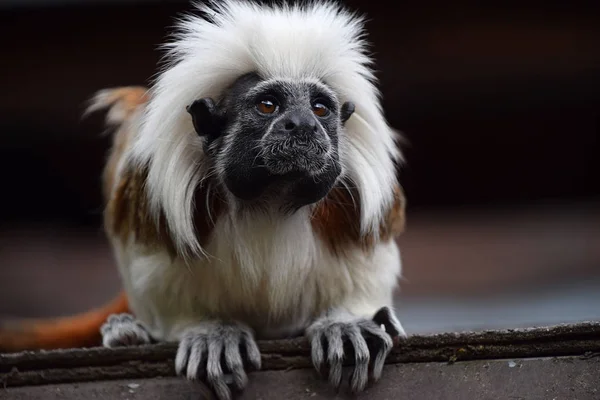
[[0, 1, 408, 398]]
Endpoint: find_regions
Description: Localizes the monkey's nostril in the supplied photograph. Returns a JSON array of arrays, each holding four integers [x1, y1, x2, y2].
[[284, 122, 296, 131]]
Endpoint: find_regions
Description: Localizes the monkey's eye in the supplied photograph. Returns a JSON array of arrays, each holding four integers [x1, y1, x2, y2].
[[257, 98, 278, 114], [312, 102, 329, 117]]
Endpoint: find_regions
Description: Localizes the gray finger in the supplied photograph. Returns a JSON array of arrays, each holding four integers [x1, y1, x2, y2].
[[175, 335, 192, 376], [186, 336, 207, 380], [106, 314, 120, 325], [326, 324, 344, 388], [242, 330, 262, 370], [223, 333, 247, 390], [309, 329, 325, 373], [118, 313, 134, 323], [361, 322, 392, 380], [100, 322, 110, 336], [346, 324, 370, 392], [206, 337, 230, 400]]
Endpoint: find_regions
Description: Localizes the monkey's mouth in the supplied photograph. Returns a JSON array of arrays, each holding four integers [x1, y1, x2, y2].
[[259, 136, 332, 177], [221, 136, 341, 207]]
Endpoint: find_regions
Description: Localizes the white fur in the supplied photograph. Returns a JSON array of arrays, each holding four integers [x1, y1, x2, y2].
[[106, 0, 405, 342], [128, 0, 402, 257], [115, 208, 402, 341]]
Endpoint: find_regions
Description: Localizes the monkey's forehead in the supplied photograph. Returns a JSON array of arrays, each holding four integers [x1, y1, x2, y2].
[[245, 76, 338, 99]]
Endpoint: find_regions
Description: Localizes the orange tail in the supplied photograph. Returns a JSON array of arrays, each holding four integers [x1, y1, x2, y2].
[[0, 291, 129, 353]]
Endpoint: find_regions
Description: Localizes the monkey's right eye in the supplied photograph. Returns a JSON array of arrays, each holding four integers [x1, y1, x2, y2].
[[256, 99, 277, 114]]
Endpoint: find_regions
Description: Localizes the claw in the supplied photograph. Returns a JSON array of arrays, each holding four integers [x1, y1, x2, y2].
[[309, 328, 325, 373], [175, 321, 260, 400], [360, 321, 392, 381], [346, 325, 370, 392], [307, 312, 401, 393], [175, 335, 191, 376], [325, 324, 344, 388], [224, 334, 247, 390], [242, 330, 262, 370], [207, 338, 229, 400], [186, 336, 207, 380]]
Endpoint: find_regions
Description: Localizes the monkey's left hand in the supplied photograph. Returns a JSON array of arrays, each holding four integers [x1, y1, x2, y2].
[[306, 306, 405, 393]]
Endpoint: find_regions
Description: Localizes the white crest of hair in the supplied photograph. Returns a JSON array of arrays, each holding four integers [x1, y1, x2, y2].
[[128, 0, 403, 258]]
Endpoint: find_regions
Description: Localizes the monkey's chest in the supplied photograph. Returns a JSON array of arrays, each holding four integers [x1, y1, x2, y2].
[[124, 250, 346, 342]]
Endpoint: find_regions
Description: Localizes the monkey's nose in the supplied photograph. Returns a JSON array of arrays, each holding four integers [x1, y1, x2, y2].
[[282, 113, 317, 133]]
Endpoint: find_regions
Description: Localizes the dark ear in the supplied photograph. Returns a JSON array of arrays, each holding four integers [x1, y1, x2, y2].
[[186, 98, 224, 143], [340, 101, 355, 124]]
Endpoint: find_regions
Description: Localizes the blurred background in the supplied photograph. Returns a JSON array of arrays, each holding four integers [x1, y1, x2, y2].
[[0, 0, 598, 335]]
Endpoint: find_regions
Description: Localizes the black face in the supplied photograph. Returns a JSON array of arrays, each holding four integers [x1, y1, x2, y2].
[[186, 72, 355, 210]]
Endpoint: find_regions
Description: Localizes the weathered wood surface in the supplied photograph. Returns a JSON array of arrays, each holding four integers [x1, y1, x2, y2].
[[0, 321, 599, 399], [2, 357, 599, 400]]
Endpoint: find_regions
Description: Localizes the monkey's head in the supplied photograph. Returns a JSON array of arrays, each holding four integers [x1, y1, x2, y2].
[[130, 0, 402, 254], [186, 73, 355, 209]]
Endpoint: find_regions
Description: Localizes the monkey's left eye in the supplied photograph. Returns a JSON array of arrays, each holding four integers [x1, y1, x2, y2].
[[312, 102, 329, 117], [257, 99, 278, 114]]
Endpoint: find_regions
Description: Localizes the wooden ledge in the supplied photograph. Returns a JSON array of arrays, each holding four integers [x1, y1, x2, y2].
[[1, 321, 599, 389]]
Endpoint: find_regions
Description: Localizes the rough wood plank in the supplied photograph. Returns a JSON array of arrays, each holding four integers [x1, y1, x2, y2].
[[1, 321, 599, 389], [2, 357, 599, 400]]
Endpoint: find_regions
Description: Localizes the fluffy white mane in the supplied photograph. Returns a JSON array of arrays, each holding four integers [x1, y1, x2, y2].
[[129, 0, 402, 256]]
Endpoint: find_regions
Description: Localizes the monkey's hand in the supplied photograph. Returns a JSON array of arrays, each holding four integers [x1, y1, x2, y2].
[[101, 313, 154, 348], [175, 321, 262, 400], [306, 306, 405, 393]]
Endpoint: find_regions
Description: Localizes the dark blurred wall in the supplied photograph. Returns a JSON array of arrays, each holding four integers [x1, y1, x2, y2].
[[1, 1, 598, 228], [1, 1, 599, 331]]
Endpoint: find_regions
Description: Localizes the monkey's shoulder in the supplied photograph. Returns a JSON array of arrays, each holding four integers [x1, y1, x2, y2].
[[311, 183, 406, 255], [105, 164, 176, 255], [104, 162, 228, 257]]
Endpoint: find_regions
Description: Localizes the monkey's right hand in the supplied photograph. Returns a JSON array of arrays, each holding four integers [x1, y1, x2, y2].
[[101, 313, 154, 347], [175, 321, 262, 400]]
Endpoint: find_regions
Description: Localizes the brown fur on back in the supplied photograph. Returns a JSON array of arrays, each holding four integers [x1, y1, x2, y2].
[[106, 162, 227, 256], [94, 86, 148, 201], [94, 87, 227, 257]]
